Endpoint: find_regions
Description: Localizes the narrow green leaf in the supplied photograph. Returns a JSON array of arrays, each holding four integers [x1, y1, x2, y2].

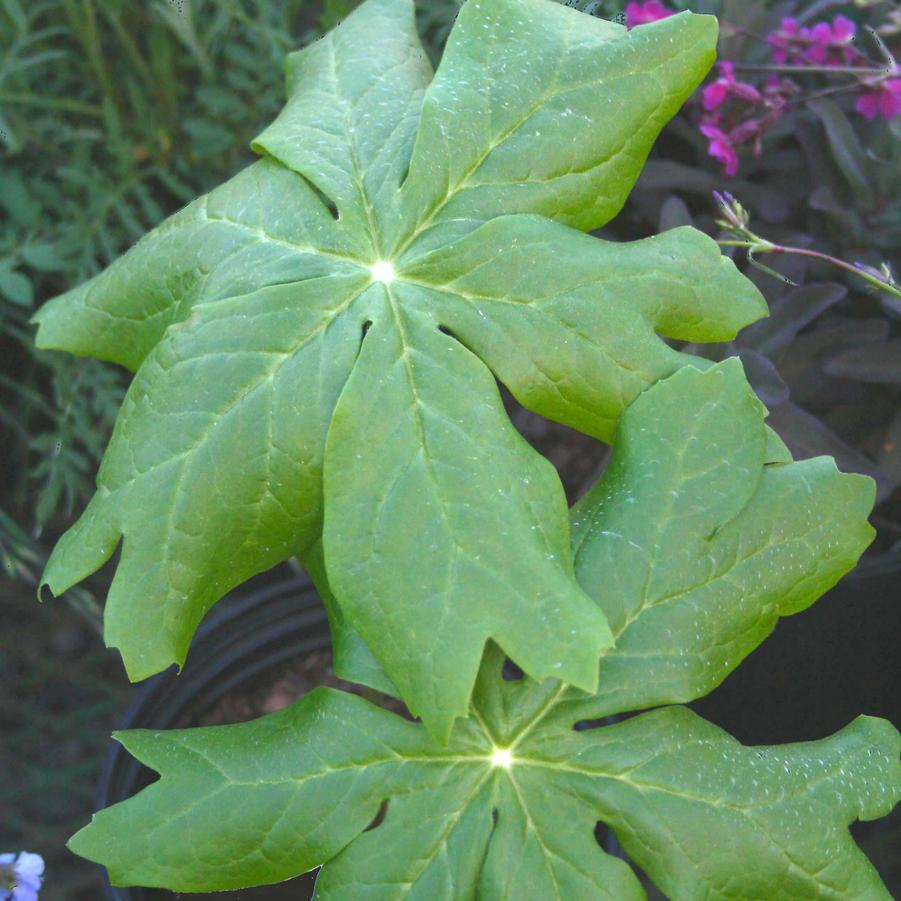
[[320, 0, 364, 30], [1, 0, 27, 32], [0, 267, 33, 306], [21, 241, 65, 272]]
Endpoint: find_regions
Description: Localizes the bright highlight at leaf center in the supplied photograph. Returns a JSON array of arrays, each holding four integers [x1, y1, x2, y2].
[[490, 746, 514, 769], [369, 261, 396, 283]]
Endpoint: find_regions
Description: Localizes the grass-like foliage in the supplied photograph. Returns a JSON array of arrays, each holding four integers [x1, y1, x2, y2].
[[1, 0, 336, 545]]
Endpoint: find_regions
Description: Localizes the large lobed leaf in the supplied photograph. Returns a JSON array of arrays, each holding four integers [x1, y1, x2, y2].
[[33, 0, 765, 737], [70, 363, 900, 898]]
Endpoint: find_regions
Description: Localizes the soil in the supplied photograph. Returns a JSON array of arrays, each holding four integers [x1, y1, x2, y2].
[[186, 647, 410, 729]]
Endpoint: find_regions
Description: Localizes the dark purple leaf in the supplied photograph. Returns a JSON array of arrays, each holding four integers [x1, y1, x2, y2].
[[636, 161, 790, 222], [878, 410, 901, 489], [735, 348, 790, 407], [658, 195, 693, 232], [779, 317, 890, 404], [824, 340, 901, 386], [807, 98, 874, 207], [743, 283, 847, 358]]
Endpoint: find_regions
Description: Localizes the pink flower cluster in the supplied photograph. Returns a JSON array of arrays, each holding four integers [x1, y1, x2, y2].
[[855, 76, 901, 121], [702, 61, 763, 109], [624, 1, 673, 29], [767, 15, 858, 66], [696, 13, 901, 176], [697, 62, 797, 177], [766, 15, 901, 124], [622, 4, 899, 176]]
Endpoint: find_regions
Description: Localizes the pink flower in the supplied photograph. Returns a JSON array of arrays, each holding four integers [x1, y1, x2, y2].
[[695, 68, 797, 177], [767, 17, 798, 65], [825, 15, 857, 64], [832, 15, 856, 43], [730, 81, 763, 104], [855, 78, 901, 121], [702, 79, 730, 111], [767, 14, 857, 66], [729, 119, 761, 145], [624, 0, 674, 29], [700, 123, 739, 177], [805, 23, 832, 64], [702, 61, 762, 111]]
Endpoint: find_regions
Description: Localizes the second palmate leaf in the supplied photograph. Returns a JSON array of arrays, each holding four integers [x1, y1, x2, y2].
[[70, 363, 899, 898]]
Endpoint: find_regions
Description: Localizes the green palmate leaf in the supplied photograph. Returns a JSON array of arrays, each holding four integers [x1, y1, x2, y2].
[[33, 0, 764, 736], [69, 363, 899, 898], [71, 686, 900, 899]]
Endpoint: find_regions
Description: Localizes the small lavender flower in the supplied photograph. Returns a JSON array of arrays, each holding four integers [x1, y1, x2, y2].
[[0, 853, 44, 901]]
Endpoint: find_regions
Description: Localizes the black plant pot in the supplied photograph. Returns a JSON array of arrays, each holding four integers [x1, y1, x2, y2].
[[96, 572, 330, 900]]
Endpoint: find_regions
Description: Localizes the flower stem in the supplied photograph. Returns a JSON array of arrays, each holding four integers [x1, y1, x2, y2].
[[712, 192, 900, 298], [729, 63, 892, 77], [795, 0, 854, 26], [719, 240, 901, 298]]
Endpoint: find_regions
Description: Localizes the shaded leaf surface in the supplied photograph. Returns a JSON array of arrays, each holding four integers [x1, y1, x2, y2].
[[69, 364, 898, 899], [33, 0, 763, 735]]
